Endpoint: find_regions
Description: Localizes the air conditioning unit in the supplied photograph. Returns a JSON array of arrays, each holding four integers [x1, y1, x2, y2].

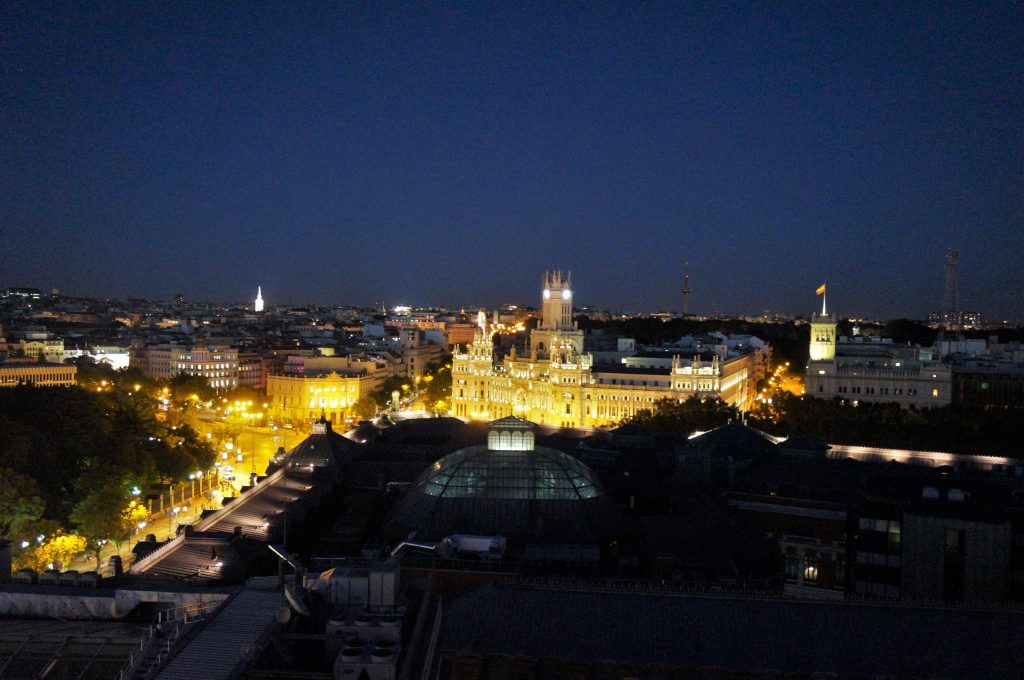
[[333, 640, 400, 680]]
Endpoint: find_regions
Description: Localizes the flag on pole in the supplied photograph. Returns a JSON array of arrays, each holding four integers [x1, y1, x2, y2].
[[816, 283, 826, 295]]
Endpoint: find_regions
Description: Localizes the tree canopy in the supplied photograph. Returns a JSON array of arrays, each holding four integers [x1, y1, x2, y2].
[[625, 396, 740, 435]]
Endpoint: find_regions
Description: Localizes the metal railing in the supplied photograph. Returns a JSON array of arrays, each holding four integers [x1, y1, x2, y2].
[[117, 600, 225, 680], [129, 533, 186, 574]]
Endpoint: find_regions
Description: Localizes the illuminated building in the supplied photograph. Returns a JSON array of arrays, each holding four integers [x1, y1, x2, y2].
[[805, 292, 951, 409], [129, 342, 239, 389], [451, 271, 758, 427], [267, 369, 376, 425], [267, 354, 393, 424], [395, 328, 444, 379], [254, 286, 264, 313], [237, 349, 268, 389], [15, 335, 64, 362], [0, 358, 77, 387], [60, 345, 130, 370]]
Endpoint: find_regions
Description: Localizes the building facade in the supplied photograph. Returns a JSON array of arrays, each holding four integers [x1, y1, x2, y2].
[[267, 371, 377, 425], [451, 272, 758, 427], [805, 307, 952, 409], [129, 342, 239, 389], [0, 359, 77, 387], [16, 336, 64, 362]]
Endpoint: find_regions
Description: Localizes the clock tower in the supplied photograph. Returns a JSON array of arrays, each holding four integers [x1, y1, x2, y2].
[[531, 271, 582, 359]]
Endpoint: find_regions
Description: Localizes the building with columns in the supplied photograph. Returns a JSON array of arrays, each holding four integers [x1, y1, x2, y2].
[[0, 358, 77, 387], [451, 271, 759, 427]]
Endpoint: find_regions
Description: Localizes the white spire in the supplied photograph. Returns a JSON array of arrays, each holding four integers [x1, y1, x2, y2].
[[255, 286, 264, 312]]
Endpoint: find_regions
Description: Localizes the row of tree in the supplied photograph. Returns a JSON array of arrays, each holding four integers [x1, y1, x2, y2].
[[367, 359, 453, 416], [625, 393, 1024, 458], [0, 380, 216, 570], [749, 393, 1024, 457]]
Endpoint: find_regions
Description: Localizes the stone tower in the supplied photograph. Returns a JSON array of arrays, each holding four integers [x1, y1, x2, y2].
[[540, 270, 574, 331], [809, 297, 837, 361], [532, 271, 582, 360]]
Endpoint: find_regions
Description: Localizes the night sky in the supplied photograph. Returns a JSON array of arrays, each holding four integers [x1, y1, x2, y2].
[[2, 3, 1021, 319]]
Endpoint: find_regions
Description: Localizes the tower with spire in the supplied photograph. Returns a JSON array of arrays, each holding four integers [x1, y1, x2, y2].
[[809, 283, 836, 361], [254, 286, 264, 313]]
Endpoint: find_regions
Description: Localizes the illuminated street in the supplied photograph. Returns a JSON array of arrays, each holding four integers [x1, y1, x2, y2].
[[198, 423, 308, 488]]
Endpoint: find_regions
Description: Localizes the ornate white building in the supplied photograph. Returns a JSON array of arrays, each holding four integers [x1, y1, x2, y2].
[[254, 286, 264, 313], [451, 271, 757, 427]]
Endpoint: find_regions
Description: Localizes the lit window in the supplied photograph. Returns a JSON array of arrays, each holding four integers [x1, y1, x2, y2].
[[803, 559, 818, 583]]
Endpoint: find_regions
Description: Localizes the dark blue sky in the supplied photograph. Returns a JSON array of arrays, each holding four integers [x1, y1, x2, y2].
[[2, 3, 1021, 319]]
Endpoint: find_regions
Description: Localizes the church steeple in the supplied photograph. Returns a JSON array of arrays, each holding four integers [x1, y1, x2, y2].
[[254, 286, 264, 313]]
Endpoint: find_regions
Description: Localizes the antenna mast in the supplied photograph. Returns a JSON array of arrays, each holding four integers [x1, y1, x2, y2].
[[681, 262, 692, 317]]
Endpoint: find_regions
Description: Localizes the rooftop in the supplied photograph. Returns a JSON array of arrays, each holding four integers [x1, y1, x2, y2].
[[441, 584, 1024, 679]]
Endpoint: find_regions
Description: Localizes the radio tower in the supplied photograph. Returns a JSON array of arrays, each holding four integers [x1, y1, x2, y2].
[[943, 248, 959, 330], [681, 262, 692, 317]]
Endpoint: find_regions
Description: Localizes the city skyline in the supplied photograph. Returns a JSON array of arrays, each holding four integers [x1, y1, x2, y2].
[[2, 4, 1021, 319], [2, 262, 1015, 324]]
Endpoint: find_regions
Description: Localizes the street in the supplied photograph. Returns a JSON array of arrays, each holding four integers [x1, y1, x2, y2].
[[66, 423, 308, 573]]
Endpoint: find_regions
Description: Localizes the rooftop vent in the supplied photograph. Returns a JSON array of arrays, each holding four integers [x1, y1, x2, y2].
[[948, 488, 968, 502]]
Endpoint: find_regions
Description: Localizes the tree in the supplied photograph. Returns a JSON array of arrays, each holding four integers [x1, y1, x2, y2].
[[15, 531, 89, 572], [40, 532, 88, 570], [422, 361, 452, 414], [70, 356, 118, 389], [165, 424, 216, 476], [0, 468, 45, 542], [374, 374, 409, 408], [625, 396, 739, 435], [119, 501, 151, 551], [170, 372, 215, 401], [352, 397, 378, 421], [70, 485, 127, 565]]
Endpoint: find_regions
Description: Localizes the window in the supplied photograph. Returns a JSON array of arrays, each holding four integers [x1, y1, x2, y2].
[[785, 551, 799, 580], [803, 554, 819, 583]]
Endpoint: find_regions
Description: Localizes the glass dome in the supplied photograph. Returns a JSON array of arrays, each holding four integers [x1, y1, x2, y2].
[[420, 447, 600, 500], [389, 443, 622, 543]]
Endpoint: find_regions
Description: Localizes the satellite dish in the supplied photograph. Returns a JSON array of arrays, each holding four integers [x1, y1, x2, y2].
[[284, 584, 311, 618]]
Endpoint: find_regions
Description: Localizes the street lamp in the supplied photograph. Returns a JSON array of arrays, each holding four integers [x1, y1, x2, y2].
[[169, 506, 181, 534]]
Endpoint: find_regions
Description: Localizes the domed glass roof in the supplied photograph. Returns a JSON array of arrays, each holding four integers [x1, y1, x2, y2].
[[419, 446, 600, 500], [389, 444, 623, 543]]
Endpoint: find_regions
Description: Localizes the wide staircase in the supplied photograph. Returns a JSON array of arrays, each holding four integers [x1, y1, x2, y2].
[[152, 588, 281, 680]]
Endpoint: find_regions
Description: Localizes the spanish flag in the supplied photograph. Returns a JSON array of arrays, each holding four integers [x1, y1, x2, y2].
[[816, 283, 826, 296]]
